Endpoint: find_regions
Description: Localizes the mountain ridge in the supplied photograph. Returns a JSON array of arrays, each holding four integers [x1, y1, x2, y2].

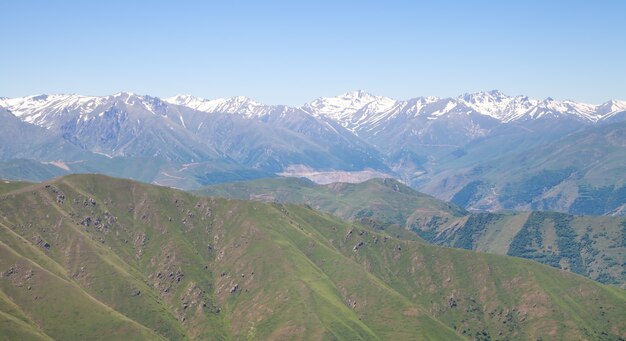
[[3, 90, 625, 128], [1, 173, 625, 339], [2, 90, 626, 215], [198, 176, 626, 288]]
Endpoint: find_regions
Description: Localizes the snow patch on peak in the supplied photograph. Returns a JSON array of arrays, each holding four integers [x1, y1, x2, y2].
[[396, 96, 441, 117], [164, 94, 201, 106], [457, 91, 538, 122], [596, 100, 626, 119], [522, 98, 599, 122], [430, 99, 458, 117], [112, 91, 136, 97], [341, 89, 378, 100], [303, 91, 397, 131], [0, 94, 106, 127], [163, 95, 269, 118]]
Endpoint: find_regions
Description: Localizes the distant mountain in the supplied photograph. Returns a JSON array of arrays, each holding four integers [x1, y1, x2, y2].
[[0, 108, 93, 161], [0, 92, 221, 162], [199, 177, 626, 287], [1, 174, 625, 339], [303, 90, 626, 129], [165, 94, 274, 118], [164, 97, 387, 173], [302, 90, 626, 158], [2, 90, 626, 213], [300, 90, 626, 195], [0, 92, 390, 188]]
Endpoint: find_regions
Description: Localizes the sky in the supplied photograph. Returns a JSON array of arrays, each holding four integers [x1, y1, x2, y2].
[[1, 0, 625, 105]]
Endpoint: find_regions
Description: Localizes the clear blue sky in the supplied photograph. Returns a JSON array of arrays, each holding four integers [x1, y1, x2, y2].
[[1, 0, 625, 105]]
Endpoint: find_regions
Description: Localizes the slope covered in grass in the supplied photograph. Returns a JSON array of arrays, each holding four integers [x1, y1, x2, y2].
[[198, 177, 466, 231], [200, 177, 626, 288], [426, 121, 626, 215], [0, 174, 625, 339]]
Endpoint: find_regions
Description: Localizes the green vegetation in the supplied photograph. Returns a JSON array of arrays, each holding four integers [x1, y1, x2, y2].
[[200, 177, 626, 288], [507, 212, 584, 273], [1, 174, 625, 339], [440, 121, 626, 215], [452, 213, 503, 250], [0, 159, 67, 182], [198, 177, 467, 231], [500, 168, 575, 208], [571, 184, 626, 215], [451, 180, 485, 207], [194, 169, 275, 186]]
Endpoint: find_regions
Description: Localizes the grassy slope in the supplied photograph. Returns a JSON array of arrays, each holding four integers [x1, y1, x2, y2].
[[425, 211, 626, 288], [199, 177, 626, 288], [0, 174, 624, 340], [430, 121, 626, 214], [197, 177, 466, 231]]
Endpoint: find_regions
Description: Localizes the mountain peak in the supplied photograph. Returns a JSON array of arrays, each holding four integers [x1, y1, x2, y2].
[[342, 89, 375, 99], [166, 94, 196, 102], [3, 91, 626, 129], [487, 89, 505, 96], [112, 91, 137, 99], [227, 95, 260, 105], [163, 94, 268, 118], [456, 90, 537, 122], [460, 89, 510, 102], [31, 94, 50, 101], [596, 99, 626, 119], [303, 91, 397, 131]]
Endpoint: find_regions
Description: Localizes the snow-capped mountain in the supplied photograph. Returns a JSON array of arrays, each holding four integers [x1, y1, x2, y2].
[[0, 91, 390, 180], [0, 94, 106, 128], [4, 90, 623, 132], [1, 89, 626, 206], [302, 89, 626, 128], [164, 94, 275, 118], [2, 89, 624, 168], [457, 90, 539, 122], [302, 90, 397, 132], [596, 100, 626, 121], [0, 92, 174, 130], [0, 92, 220, 162]]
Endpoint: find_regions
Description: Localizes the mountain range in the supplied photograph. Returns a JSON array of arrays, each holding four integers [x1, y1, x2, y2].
[[1, 90, 626, 215]]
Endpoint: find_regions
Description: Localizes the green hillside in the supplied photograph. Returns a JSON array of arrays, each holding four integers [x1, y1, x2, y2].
[[423, 211, 626, 288], [199, 177, 626, 288], [0, 174, 624, 339], [429, 121, 626, 215], [197, 177, 466, 232]]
